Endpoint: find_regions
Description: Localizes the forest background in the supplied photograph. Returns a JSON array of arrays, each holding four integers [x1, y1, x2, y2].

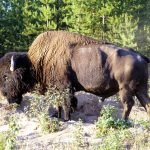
[[0, 0, 149, 57]]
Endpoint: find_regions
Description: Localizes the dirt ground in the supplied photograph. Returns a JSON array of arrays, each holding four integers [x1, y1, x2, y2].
[[0, 92, 150, 150]]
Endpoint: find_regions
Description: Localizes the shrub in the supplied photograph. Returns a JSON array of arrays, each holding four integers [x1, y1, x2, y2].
[[23, 86, 70, 134], [46, 86, 70, 109], [73, 119, 87, 149], [137, 120, 150, 131], [98, 129, 132, 150], [24, 93, 50, 118], [39, 112, 60, 133], [0, 133, 5, 150], [96, 105, 132, 137], [5, 116, 19, 150], [24, 85, 70, 118]]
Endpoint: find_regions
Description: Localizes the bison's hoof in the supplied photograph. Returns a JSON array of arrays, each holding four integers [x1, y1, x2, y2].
[[64, 119, 69, 122], [64, 117, 71, 122]]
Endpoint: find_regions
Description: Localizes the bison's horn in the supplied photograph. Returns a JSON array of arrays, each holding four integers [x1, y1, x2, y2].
[[10, 56, 15, 72]]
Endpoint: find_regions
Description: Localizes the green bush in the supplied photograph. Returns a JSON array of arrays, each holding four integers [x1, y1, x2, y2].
[[0, 133, 6, 150], [39, 112, 60, 133], [23, 86, 70, 134], [73, 119, 85, 148], [98, 130, 132, 150], [96, 105, 132, 137], [5, 116, 19, 150], [136, 120, 150, 131], [24, 85, 70, 119]]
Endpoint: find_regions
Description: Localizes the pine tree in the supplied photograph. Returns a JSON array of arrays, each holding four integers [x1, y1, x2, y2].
[[0, 0, 26, 52], [0, 0, 149, 56], [106, 13, 138, 48]]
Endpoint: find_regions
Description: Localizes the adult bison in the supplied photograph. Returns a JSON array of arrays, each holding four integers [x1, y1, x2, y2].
[[0, 31, 150, 121]]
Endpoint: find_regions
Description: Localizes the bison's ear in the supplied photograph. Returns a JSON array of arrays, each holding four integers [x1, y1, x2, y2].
[[10, 56, 15, 72]]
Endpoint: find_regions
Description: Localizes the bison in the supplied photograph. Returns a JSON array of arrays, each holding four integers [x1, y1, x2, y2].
[[0, 31, 150, 121]]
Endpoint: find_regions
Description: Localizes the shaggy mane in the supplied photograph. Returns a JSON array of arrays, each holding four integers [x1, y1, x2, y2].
[[28, 31, 101, 89]]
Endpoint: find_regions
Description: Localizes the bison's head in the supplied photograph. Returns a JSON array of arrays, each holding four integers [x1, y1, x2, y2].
[[1, 71, 23, 104], [0, 52, 36, 104]]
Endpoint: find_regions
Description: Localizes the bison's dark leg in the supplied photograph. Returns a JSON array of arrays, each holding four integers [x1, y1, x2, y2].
[[62, 94, 77, 121], [70, 96, 77, 112], [58, 106, 62, 118], [119, 88, 135, 120], [50, 106, 62, 118], [62, 95, 71, 121], [136, 86, 150, 117]]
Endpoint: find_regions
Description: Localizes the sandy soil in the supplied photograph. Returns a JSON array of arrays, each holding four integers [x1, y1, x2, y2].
[[0, 92, 149, 150]]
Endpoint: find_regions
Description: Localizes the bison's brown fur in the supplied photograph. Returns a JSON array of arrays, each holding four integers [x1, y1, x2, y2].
[[28, 31, 101, 91], [0, 31, 150, 121]]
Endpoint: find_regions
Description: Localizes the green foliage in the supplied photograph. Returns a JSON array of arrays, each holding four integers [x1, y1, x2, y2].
[[94, 105, 150, 150], [39, 112, 60, 133], [24, 92, 61, 133], [5, 116, 19, 150], [107, 13, 138, 48], [24, 85, 69, 118], [114, 119, 132, 130], [24, 93, 50, 118], [23, 86, 70, 133], [136, 120, 150, 131], [22, 0, 56, 35], [0, 133, 5, 150], [96, 105, 132, 137], [73, 119, 86, 148], [98, 130, 132, 150], [0, 0, 29, 52], [45, 86, 70, 108], [0, 0, 149, 57]]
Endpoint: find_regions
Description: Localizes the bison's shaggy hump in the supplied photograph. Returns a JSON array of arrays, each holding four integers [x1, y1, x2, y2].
[[28, 31, 100, 89]]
